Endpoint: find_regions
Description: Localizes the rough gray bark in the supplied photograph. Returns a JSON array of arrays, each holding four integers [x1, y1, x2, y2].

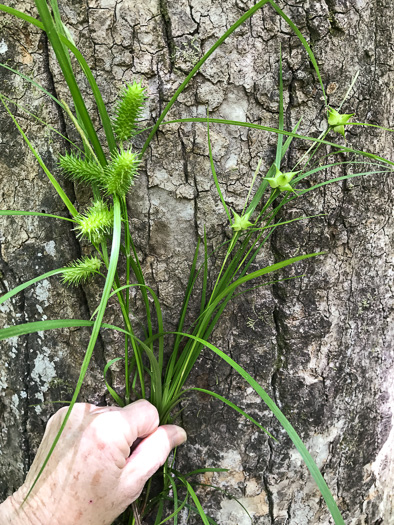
[[0, 0, 393, 523]]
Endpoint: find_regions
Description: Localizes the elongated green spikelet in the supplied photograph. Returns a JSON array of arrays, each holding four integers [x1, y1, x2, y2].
[[62, 256, 102, 286], [114, 81, 147, 142], [75, 200, 114, 244], [59, 153, 104, 185], [103, 149, 139, 197]]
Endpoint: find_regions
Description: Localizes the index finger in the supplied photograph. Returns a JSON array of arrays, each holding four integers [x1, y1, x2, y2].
[[95, 400, 160, 449]]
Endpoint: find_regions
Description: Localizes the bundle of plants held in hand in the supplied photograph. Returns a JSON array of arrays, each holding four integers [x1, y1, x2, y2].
[[0, 0, 393, 523]]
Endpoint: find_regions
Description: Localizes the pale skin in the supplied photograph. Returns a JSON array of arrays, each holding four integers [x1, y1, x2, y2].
[[0, 400, 187, 524]]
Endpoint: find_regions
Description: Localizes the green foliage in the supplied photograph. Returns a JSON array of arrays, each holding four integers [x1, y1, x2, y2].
[[62, 255, 102, 285], [75, 200, 114, 243], [103, 148, 140, 196], [113, 81, 147, 142], [3, 0, 394, 523], [59, 153, 104, 185]]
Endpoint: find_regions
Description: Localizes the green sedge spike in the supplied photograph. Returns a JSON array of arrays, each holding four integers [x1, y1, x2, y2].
[[62, 256, 102, 286], [114, 81, 147, 142], [74, 200, 114, 244], [327, 107, 354, 137], [265, 165, 300, 193], [103, 149, 140, 197], [231, 210, 253, 232], [59, 153, 104, 185]]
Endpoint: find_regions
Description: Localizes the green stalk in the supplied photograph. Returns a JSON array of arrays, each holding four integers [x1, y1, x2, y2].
[[206, 233, 239, 308], [162, 118, 394, 168], [24, 197, 122, 500], [34, 0, 107, 165], [169, 252, 323, 400], [0, 95, 78, 217], [121, 198, 132, 403], [173, 332, 344, 524], [139, 0, 271, 159]]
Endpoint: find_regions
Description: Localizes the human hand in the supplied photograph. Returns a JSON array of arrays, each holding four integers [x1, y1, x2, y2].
[[0, 400, 186, 525]]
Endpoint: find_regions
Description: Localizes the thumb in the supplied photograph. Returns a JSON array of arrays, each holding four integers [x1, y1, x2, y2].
[[121, 425, 187, 496]]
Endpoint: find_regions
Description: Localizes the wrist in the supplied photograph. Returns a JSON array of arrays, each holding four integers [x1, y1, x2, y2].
[[0, 485, 55, 525]]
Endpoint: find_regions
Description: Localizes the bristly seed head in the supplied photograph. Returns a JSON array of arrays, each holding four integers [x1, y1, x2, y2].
[[114, 81, 147, 142], [327, 107, 354, 137], [103, 149, 140, 197], [58, 153, 104, 186], [74, 200, 114, 244], [61, 255, 102, 286], [265, 165, 300, 193], [231, 210, 253, 232]]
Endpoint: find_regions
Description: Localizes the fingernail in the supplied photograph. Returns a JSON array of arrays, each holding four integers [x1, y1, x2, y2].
[[178, 428, 187, 445]]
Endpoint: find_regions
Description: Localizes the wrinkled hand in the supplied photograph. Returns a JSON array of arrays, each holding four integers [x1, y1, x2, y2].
[[0, 400, 186, 525]]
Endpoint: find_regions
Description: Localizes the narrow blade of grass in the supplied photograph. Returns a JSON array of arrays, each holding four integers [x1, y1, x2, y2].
[[200, 229, 209, 315], [0, 268, 65, 307], [207, 111, 231, 222], [182, 480, 210, 525], [0, 210, 75, 221], [24, 197, 122, 501], [166, 238, 201, 385], [0, 4, 42, 27], [171, 332, 345, 525], [186, 387, 275, 439], [275, 44, 284, 168], [34, 0, 107, 165], [268, 0, 327, 106], [178, 468, 229, 477], [0, 63, 62, 108], [0, 319, 93, 341], [0, 95, 78, 217], [103, 357, 125, 407], [297, 169, 391, 195], [139, 0, 271, 158], [163, 118, 394, 168], [161, 474, 182, 525]]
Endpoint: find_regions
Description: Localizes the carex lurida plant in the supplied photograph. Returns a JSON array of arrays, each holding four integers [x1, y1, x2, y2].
[[1, 0, 393, 523]]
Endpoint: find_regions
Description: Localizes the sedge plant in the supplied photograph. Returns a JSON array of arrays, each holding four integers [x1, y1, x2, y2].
[[0, 0, 393, 524]]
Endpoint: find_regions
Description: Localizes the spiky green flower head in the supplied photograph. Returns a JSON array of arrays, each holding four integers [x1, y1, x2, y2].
[[62, 256, 102, 286], [103, 149, 140, 197], [75, 200, 114, 244], [59, 153, 104, 186], [231, 210, 253, 232], [265, 165, 300, 193], [114, 81, 147, 142], [327, 107, 354, 137]]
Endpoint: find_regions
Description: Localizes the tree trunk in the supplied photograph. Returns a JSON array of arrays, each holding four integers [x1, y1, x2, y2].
[[0, 0, 393, 523]]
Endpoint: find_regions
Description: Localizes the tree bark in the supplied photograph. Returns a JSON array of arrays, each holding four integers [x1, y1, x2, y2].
[[0, 0, 393, 523]]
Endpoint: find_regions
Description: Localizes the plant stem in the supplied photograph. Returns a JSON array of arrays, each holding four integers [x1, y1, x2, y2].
[[139, 0, 271, 159], [132, 502, 142, 525]]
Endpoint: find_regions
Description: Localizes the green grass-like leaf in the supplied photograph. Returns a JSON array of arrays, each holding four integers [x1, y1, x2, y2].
[[24, 197, 122, 501], [103, 357, 125, 406], [163, 118, 394, 168], [172, 332, 345, 525], [187, 387, 275, 439], [0, 268, 65, 307], [140, 0, 271, 159], [0, 95, 78, 217], [0, 210, 75, 221]]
